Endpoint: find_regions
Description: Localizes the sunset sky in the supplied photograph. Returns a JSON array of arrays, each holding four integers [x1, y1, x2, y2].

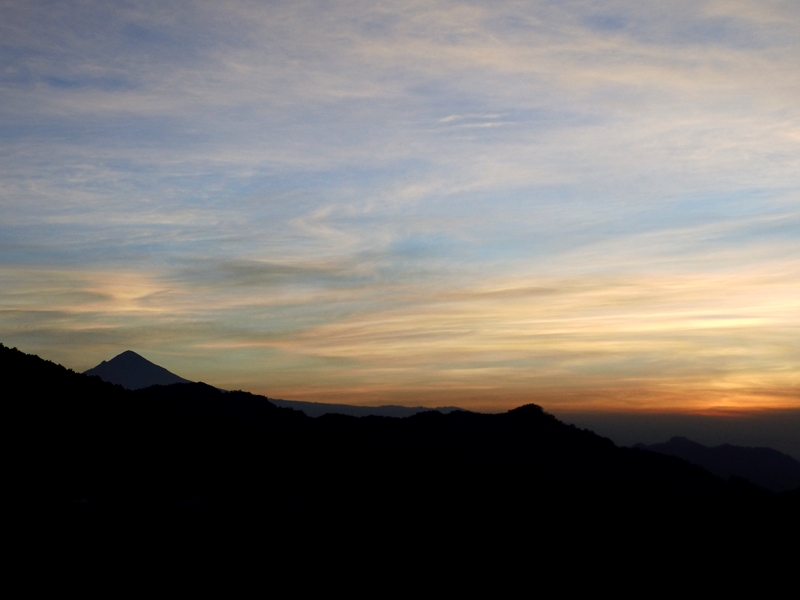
[[2, 0, 799, 415]]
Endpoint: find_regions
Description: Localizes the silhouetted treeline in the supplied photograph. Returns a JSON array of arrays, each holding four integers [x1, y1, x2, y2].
[[5, 343, 798, 549]]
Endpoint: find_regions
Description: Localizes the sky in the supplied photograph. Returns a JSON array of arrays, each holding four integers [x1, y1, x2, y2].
[[2, 0, 799, 418]]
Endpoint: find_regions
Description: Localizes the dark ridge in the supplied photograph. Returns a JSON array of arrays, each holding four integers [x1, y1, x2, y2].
[[84, 350, 192, 390], [636, 436, 800, 492], [86, 350, 459, 417], [269, 398, 464, 418], [5, 343, 798, 551]]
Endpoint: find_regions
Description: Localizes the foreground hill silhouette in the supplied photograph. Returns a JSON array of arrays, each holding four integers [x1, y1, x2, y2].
[[636, 437, 800, 493], [84, 350, 192, 389], [5, 343, 798, 547]]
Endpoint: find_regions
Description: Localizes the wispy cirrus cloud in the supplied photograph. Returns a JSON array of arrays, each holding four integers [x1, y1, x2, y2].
[[1, 1, 799, 412]]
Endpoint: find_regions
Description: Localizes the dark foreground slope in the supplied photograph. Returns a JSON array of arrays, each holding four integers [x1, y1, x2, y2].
[[5, 344, 797, 549]]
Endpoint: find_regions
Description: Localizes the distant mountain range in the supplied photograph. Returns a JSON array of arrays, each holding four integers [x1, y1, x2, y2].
[[84, 350, 462, 418], [82, 349, 800, 492], [636, 437, 800, 493], [5, 342, 798, 548]]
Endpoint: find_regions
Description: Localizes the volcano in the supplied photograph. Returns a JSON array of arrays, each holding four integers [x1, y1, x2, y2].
[[84, 350, 192, 390]]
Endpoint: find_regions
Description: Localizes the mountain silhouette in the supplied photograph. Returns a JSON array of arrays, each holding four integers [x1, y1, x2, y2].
[[636, 436, 800, 492], [5, 342, 798, 552], [269, 398, 463, 418], [84, 350, 192, 390], [86, 350, 461, 417]]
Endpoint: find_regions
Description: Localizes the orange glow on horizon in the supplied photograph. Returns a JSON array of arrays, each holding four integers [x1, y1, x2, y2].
[[231, 380, 800, 415]]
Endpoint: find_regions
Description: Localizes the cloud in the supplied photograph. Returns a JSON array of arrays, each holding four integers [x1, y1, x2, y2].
[[1, 1, 799, 410]]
